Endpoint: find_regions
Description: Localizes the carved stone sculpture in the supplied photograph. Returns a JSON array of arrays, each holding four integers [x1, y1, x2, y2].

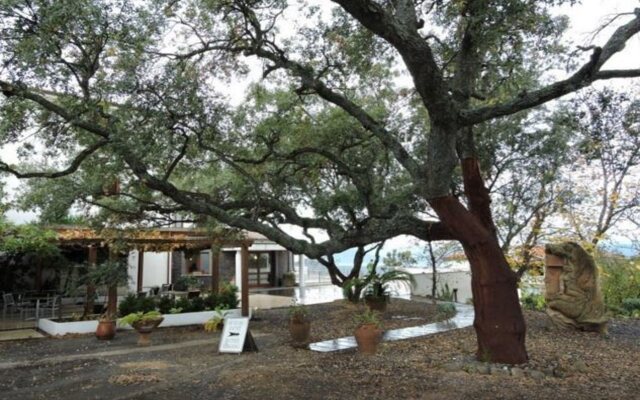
[[544, 242, 608, 333]]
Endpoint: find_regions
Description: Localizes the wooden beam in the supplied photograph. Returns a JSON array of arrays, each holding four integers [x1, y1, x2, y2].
[[106, 248, 118, 318], [241, 243, 249, 317], [84, 246, 98, 317], [137, 250, 144, 293], [211, 244, 221, 294]]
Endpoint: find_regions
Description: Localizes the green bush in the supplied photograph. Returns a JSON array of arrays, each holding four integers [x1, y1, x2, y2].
[[175, 297, 192, 313], [138, 296, 157, 313], [621, 298, 640, 315], [217, 282, 239, 309], [118, 294, 139, 317], [599, 256, 640, 314], [520, 292, 546, 311], [204, 293, 218, 310], [118, 294, 157, 316], [436, 303, 456, 318], [190, 296, 206, 312], [157, 296, 176, 314]]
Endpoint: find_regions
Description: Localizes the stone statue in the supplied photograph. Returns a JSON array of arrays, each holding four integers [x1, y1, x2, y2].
[[544, 242, 608, 333]]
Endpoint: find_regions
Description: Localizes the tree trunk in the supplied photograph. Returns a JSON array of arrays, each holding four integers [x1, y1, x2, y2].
[[463, 239, 528, 364], [430, 191, 527, 364], [107, 285, 118, 318]]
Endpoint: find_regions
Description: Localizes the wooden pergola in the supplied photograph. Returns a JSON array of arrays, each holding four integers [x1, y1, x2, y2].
[[52, 226, 259, 317]]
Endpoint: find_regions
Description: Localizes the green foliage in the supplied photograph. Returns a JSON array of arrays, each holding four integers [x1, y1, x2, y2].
[[157, 296, 175, 315], [382, 250, 416, 269], [174, 275, 200, 291], [344, 263, 415, 303], [190, 296, 206, 312], [118, 294, 157, 316], [353, 308, 383, 329], [621, 298, 640, 318], [85, 259, 129, 289], [118, 311, 162, 327], [436, 303, 456, 319], [288, 300, 308, 323], [437, 283, 454, 301], [204, 306, 229, 332], [520, 293, 546, 312], [217, 282, 239, 309], [175, 297, 193, 313], [0, 220, 59, 257], [118, 294, 140, 317], [599, 256, 640, 314]]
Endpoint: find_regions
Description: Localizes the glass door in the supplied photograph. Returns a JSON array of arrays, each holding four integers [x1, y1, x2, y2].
[[248, 252, 274, 287]]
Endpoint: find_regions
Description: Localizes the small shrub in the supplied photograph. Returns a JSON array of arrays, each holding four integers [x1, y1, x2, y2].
[[157, 296, 175, 314], [137, 296, 157, 313], [175, 297, 192, 313], [520, 292, 546, 311], [119, 311, 162, 327], [437, 283, 454, 301], [190, 296, 206, 312], [353, 308, 383, 328], [118, 294, 139, 317], [217, 282, 239, 309], [436, 303, 456, 318], [621, 298, 640, 316], [204, 293, 218, 310], [599, 256, 640, 313], [288, 300, 308, 323]]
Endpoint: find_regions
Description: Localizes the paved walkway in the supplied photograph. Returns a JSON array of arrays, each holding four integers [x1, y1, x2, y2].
[[309, 302, 474, 352], [0, 328, 44, 341]]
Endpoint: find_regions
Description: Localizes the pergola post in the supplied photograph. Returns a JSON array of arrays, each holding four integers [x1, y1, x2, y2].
[[106, 248, 118, 318], [210, 244, 221, 294], [84, 245, 98, 317], [137, 249, 145, 293], [241, 242, 249, 317]]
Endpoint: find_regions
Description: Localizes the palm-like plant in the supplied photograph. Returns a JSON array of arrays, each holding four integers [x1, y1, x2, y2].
[[343, 263, 415, 303]]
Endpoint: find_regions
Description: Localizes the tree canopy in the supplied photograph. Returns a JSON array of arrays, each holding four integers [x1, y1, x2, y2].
[[1, 0, 639, 363]]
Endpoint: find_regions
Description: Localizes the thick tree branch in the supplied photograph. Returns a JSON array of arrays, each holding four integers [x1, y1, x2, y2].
[[0, 139, 108, 178], [461, 9, 640, 125]]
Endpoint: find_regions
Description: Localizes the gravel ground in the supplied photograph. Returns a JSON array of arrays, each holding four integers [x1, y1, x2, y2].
[[0, 299, 638, 400]]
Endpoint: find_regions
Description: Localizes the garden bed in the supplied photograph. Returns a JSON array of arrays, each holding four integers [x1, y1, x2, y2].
[[37, 308, 244, 336]]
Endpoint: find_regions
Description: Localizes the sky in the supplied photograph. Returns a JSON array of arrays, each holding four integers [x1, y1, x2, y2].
[[1, 0, 639, 257]]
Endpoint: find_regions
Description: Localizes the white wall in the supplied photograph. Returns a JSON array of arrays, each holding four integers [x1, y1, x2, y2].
[[127, 251, 170, 292], [411, 270, 473, 303]]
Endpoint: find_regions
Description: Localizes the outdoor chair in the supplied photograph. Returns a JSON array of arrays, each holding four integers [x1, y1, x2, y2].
[[2, 293, 27, 319], [38, 295, 62, 319]]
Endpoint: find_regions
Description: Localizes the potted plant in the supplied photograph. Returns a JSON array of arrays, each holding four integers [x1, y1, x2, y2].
[[288, 301, 310, 346], [353, 309, 384, 355], [95, 313, 116, 340], [119, 311, 164, 346], [282, 271, 296, 287], [359, 265, 415, 312], [83, 258, 130, 340]]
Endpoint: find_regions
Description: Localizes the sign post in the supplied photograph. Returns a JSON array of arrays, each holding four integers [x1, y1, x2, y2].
[[219, 317, 258, 353]]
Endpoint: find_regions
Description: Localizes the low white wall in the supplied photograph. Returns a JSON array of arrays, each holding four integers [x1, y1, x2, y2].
[[38, 308, 244, 336], [410, 270, 473, 303]]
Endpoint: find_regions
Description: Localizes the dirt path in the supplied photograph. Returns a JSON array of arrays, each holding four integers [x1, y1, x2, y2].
[[0, 300, 638, 400]]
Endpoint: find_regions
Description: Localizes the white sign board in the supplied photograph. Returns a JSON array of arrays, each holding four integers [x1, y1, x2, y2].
[[219, 317, 250, 353]]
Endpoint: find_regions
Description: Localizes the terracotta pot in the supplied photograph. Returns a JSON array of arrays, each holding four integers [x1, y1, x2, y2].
[[96, 319, 116, 340], [354, 323, 383, 355], [289, 319, 310, 345], [282, 274, 296, 287], [365, 296, 388, 313], [132, 317, 164, 346]]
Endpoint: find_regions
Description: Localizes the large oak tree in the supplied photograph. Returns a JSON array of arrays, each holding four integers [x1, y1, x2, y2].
[[2, 0, 640, 363]]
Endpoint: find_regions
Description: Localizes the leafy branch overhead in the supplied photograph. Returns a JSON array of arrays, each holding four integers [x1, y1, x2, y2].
[[1, 0, 639, 364]]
